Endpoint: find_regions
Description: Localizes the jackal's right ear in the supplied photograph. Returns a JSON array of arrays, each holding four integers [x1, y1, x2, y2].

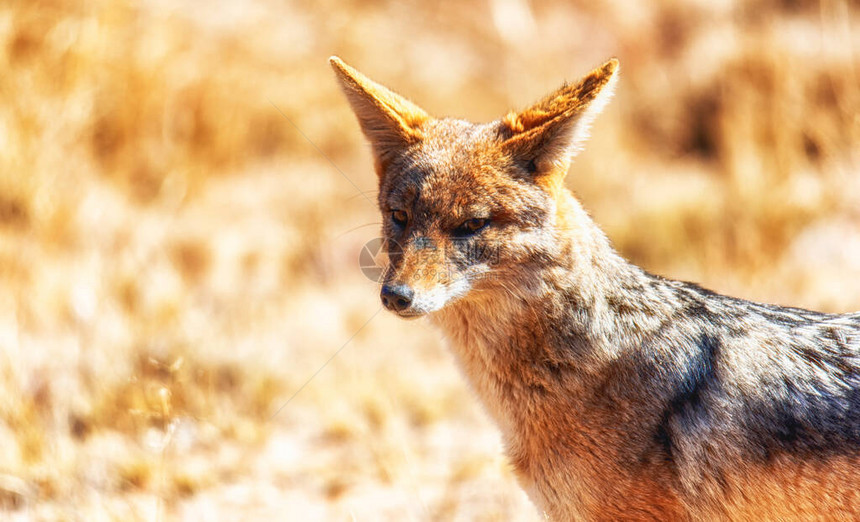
[[501, 59, 618, 188], [330, 57, 429, 171]]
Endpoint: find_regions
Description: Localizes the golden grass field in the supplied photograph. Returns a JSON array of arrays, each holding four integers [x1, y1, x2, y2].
[[1, 0, 858, 519]]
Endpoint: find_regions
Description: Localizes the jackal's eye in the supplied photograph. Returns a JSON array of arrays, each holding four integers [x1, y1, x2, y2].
[[391, 209, 408, 228], [453, 218, 488, 237]]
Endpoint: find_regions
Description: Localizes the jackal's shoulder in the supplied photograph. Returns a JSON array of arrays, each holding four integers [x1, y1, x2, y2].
[[639, 276, 860, 475]]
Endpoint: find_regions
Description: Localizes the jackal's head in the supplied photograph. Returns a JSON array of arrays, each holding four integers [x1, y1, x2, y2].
[[331, 57, 618, 318]]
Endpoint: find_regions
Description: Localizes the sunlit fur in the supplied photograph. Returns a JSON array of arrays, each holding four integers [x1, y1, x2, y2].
[[331, 56, 860, 521]]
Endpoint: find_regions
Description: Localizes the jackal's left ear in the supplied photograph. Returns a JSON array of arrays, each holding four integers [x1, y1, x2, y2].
[[330, 57, 429, 170], [501, 59, 618, 181]]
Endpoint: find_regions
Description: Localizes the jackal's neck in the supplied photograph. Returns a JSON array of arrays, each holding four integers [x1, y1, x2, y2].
[[430, 190, 675, 428]]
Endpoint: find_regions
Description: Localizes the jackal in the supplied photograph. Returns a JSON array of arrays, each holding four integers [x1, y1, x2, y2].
[[330, 56, 860, 521]]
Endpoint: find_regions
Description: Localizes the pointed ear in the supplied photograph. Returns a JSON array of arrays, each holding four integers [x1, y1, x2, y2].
[[329, 56, 430, 171], [501, 59, 618, 182]]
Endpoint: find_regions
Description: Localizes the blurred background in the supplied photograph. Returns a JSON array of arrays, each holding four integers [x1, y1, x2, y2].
[[0, 0, 858, 519]]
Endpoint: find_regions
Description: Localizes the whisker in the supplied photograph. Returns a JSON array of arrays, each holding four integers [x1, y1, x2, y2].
[[336, 222, 382, 238], [346, 190, 379, 202]]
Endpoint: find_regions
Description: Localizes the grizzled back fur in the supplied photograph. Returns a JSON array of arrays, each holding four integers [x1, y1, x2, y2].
[[331, 56, 860, 521]]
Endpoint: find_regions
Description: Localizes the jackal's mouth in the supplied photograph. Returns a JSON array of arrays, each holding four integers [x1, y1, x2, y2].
[[393, 310, 426, 320], [379, 275, 473, 319]]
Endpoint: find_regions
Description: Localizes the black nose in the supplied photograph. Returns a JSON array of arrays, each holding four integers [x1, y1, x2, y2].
[[380, 284, 414, 312]]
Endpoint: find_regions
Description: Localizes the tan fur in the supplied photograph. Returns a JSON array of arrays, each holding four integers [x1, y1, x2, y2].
[[331, 56, 860, 521], [711, 457, 860, 520]]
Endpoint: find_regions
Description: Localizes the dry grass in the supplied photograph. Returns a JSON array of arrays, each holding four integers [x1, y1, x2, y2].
[[0, 0, 857, 519]]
